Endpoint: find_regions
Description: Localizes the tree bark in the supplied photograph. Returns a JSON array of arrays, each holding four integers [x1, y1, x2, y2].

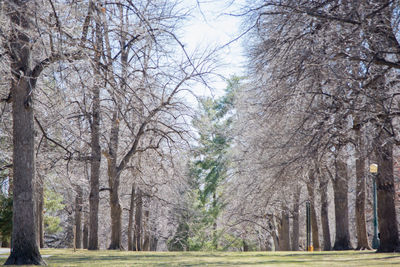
[[364, 3, 400, 252], [88, 19, 102, 251], [319, 172, 331, 251], [103, 6, 129, 250], [375, 139, 400, 252], [150, 235, 158, 251], [134, 187, 143, 251], [279, 205, 291, 251], [212, 192, 218, 250], [5, 1, 45, 264], [307, 171, 320, 251], [75, 186, 83, 249], [108, 188, 122, 250], [107, 111, 122, 250], [243, 239, 249, 251], [36, 174, 44, 249], [269, 215, 279, 251], [291, 185, 301, 251], [82, 209, 89, 249], [142, 210, 150, 251], [354, 123, 371, 250], [127, 184, 135, 251], [332, 159, 353, 250]]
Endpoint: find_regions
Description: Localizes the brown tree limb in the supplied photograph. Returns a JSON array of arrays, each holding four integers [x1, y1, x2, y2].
[[34, 116, 72, 156]]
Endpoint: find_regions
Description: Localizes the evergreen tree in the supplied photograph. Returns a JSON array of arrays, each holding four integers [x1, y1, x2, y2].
[[169, 77, 241, 251]]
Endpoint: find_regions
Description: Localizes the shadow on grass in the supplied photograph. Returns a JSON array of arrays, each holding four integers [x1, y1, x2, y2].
[[47, 257, 311, 266], [38, 250, 400, 266], [48, 254, 176, 263]]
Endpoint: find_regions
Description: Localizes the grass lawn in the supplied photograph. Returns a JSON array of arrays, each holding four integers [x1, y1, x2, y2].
[[1, 249, 400, 266]]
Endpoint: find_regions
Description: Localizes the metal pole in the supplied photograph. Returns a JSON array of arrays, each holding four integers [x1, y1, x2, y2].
[[306, 201, 311, 251], [372, 176, 380, 249]]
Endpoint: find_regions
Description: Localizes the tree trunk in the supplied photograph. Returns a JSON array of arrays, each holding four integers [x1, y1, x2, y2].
[[150, 235, 158, 251], [279, 205, 291, 251], [75, 186, 83, 249], [108, 187, 122, 250], [36, 174, 44, 249], [375, 140, 400, 252], [104, 5, 128, 249], [291, 185, 301, 251], [264, 235, 273, 251], [354, 123, 371, 250], [243, 240, 249, 251], [142, 210, 150, 251], [365, 4, 400, 253], [82, 210, 89, 249], [307, 172, 320, 251], [212, 191, 218, 250], [128, 184, 135, 251], [319, 173, 331, 251], [5, 2, 45, 264], [107, 111, 121, 250], [332, 159, 353, 250], [88, 20, 102, 251], [134, 187, 143, 251], [270, 215, 279, 251]]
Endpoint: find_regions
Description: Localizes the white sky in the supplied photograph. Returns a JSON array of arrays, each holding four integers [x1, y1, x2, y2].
[[181, 0, 246, 99]]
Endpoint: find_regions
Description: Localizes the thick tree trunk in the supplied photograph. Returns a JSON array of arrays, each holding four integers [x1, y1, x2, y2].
[[134, 187, 143, 251], [104, 6, 127, 248], [75, 186, 83, 249], [307, 172, 320, 251], [332, 159, 353, 250], [142, 210, 150, 251], [7, 81, 44, 265], [150, 235, 158, 251], [291, 185, 301, 251], [365, 4, 400, 252], [88, 91, 101, 250], [279, 205, 291, 251], [243, 240, 249, 251], [310, 199, 320, 251], [319, 173, 331, 251], [107, 111, 121, 250], [5, 2, 45, 265], [269, 215, 279, 251], [88, 20, 102, 251], [354, 124, 370, 250], [108, 184, 122, 249], [108, 192, 121, 250], [128, 184, 135, 251], [375, 140, 400, 252], [82, 210, 89, 249]]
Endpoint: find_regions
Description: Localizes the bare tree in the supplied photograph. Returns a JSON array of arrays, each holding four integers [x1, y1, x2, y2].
[[235, 0, 400, 252]]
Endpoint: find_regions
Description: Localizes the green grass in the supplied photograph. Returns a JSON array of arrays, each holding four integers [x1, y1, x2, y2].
[[1, 249, 400, 266]]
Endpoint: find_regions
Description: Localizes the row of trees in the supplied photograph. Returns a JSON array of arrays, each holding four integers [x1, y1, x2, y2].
[[222, 0, 400, 252], [170, 0, 400, 253], [2, 0, 400, 265], [0, 0, 215, 264]]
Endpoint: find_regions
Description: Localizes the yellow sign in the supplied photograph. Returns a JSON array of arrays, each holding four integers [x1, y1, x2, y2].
[[370, 164, 378, 174]]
